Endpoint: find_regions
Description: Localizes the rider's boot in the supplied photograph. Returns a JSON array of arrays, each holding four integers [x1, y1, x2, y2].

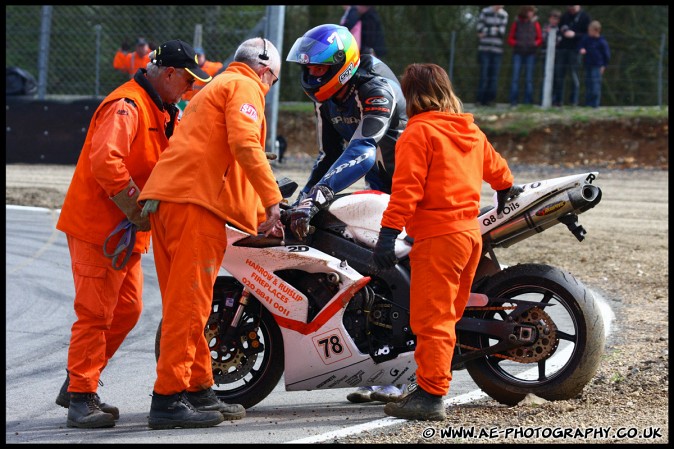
[[148, 391, 224, 430], [346, 386, 376, 403], [383, 385, 446, 421], [66, 393, 116, 428], [185, 387, 245, 420], [370, 384, 406, 403], [56, 370, 120, 419]]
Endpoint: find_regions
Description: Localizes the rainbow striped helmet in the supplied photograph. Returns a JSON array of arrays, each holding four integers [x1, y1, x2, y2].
[[286, 24, 360, 102]]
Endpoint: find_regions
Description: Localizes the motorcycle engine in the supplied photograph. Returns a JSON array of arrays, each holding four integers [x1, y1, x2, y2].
[[275, 269, 415, 363], [344, 278, 416, 363]]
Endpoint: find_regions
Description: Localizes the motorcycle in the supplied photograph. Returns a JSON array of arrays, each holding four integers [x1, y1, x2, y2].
[[155, 171, 606, 408]]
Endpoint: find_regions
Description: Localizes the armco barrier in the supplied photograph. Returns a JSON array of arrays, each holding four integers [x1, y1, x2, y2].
[[6, 96, 103, 164]]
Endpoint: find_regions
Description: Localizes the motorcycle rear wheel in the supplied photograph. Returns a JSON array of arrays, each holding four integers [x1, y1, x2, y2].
[[465, 263, 606, 406], [154, 277, 284, 409]]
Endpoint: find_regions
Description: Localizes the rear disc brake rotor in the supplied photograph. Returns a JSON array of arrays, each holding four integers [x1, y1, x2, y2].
[[506, 306, 559, 363]]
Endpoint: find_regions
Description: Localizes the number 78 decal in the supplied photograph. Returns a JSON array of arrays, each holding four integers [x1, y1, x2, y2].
[[312, 328, 352, 365]]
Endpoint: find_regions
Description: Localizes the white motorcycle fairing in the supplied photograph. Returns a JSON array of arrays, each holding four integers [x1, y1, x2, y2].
[[215, 171, 601, 395], [222, 225, 418, 390]]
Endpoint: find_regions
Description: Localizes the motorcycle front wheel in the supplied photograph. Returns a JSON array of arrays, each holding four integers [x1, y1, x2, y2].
[[155, 277, 284, 409], [464, 263, 606, 406]]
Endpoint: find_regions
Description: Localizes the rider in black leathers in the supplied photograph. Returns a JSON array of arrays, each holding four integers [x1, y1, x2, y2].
[[285, 23, 408, 242], [285, 23, 409, 405]]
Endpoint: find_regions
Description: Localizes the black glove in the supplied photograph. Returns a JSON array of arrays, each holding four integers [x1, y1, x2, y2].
[[496, 184, 525, 215], [372, 227, 401, 270], [121, 41, 130, 52], [288, 185, 334, 240]]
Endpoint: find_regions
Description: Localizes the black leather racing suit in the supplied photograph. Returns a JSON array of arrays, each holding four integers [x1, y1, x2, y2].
[[298, 54, 407, 198]]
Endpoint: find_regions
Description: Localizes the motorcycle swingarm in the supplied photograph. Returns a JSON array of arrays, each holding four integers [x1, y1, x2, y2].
[[452, 298, 552, 365]]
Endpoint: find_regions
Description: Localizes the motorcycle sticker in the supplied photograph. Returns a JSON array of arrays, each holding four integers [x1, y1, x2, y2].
[[312, 328, 352, 365]]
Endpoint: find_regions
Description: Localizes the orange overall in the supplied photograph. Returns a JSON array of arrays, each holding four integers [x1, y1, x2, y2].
[[381, 111, 514, 396], [56, 77, 173, 392], [113, 50, 151, 78], [140, 62, 282, 395]]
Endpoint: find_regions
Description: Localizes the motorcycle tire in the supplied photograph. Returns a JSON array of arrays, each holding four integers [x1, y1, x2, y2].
[[465, 263, 606, 406], [154, 280, 285, 410]]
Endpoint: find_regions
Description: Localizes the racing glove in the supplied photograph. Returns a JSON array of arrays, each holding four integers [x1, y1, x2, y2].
[[288, 184, 334, 240], [290, 190, 308, 208], [496, 184, 525, 216], [372, 227, 401, 270], [110, 179, 150, 232]]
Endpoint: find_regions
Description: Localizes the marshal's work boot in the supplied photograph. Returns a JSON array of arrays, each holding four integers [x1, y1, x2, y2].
[[55, 370, 120, 420], [67, 393, 116, 428], [383, 386, 446, 421], [185, 387, 245, 420], [148, 391, 225, 430]]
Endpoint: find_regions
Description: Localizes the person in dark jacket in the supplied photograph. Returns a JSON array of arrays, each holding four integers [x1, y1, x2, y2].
[[507, 5, 543, 106], [579, 20, 610, 108], [552, 5, 591, 106], [340, 5, 388, 57]]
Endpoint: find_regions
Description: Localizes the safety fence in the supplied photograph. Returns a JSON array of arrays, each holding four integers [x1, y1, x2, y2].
[[5, 5, 669, 106]]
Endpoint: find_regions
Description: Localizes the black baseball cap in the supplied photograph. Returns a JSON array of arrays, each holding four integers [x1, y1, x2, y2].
[[151, 40, 211, 82]]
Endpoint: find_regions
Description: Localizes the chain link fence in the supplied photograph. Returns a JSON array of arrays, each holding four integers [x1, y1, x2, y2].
[[5, 5, 669, 106], [6, 5, 268, 98]]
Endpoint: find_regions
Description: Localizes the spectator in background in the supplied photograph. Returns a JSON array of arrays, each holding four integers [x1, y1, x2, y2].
[[579, 20, 610, 108], [340, 5, 387, 57], [340, 5, 362, 46], [541, 9, 562, 51], [507, 5, 542, 106], [181, 47, 223, 102], [113, 37, 152, 79], [539, 9, 562, 103], [476, 5, 509, 106], [54, 39, 209, 429], [275, 135, 287, 164], [552, 5, 591, 106]]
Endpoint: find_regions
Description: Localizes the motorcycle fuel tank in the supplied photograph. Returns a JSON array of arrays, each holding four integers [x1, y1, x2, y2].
[[328, 191, 411, 256]]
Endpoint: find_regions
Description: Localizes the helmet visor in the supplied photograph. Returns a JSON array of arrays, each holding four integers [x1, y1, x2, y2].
[[286, 35, 345, 65]]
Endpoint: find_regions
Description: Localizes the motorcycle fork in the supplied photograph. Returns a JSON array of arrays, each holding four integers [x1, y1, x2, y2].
[[219, 288, 264, 355], [223, 288, 251, 338]]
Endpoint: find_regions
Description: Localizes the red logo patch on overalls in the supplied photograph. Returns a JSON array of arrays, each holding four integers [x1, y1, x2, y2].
[[240, 103, 259, 121], [127, 186, 137, 197]]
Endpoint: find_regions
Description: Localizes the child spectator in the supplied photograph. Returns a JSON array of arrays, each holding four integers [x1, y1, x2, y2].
[[578, 20, 610, 108]]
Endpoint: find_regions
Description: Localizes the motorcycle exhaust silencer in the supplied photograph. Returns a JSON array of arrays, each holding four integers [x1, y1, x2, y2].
[[484, 184, 602, 249]]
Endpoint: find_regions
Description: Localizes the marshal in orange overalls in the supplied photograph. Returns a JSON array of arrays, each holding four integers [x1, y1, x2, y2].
[[56, 73, 175, 393], [381, 111, 514, 397], [139, 61, 282, 395]]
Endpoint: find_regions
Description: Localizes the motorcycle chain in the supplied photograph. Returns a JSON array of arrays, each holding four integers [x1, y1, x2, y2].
[[458, 306, 558, 363], [464, 306, 516, 311]]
